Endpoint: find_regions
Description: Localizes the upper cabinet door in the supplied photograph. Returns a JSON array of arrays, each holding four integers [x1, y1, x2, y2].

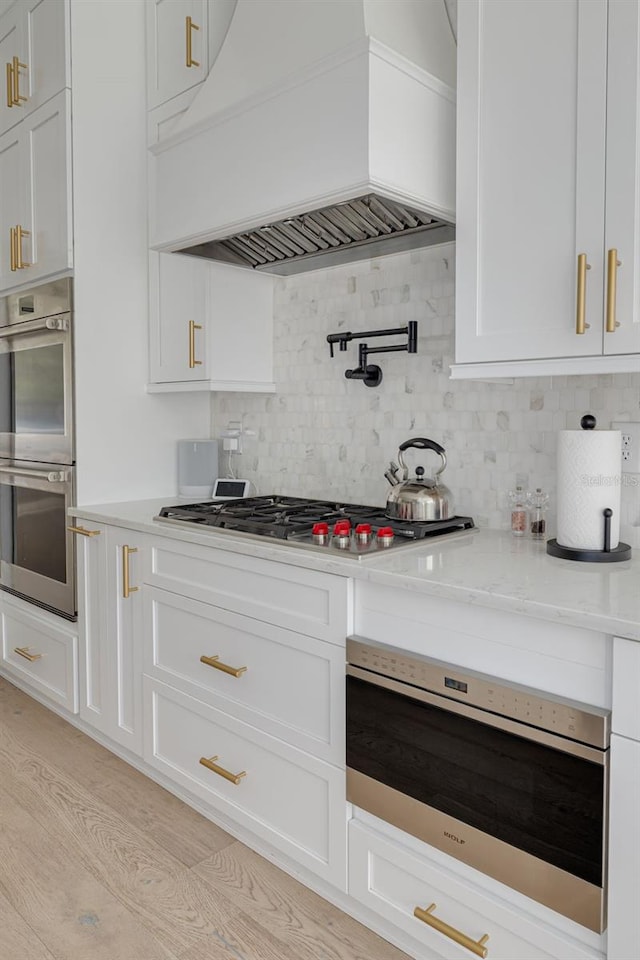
[[21, 90, 72, 284], [149, 251, 209, 383], [604, 0, 640, 356], [0, 4, 24, 136], [0, 0, 69, 136], [22, 0, 70, 114], [0, 124, 23, 289], [147, 0, 208, 109], [456, 0, 608, 364]]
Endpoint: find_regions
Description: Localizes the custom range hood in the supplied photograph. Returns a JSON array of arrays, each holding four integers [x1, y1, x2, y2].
[[150, 0, 457, 276]]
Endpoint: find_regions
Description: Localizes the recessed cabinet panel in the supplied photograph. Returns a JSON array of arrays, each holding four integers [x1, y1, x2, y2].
[[145, 586, 343, 761], [149, 251, 208, 383], [1, 595, 78, 713], [144, 677, 346, 887], [0, 126, 22, 289], [0, 5, 23, 136], [24, 90, 72, 283], [147, 0, 208, 109], [604, 0, 640, 356], [23, 0, 69, 115], [148, 251, 274, 392], [456, 0, 607, 364], [349, 821, 601, 960]]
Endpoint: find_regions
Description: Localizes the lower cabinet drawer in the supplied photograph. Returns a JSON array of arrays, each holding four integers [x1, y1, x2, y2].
[[348, 822, 602, 960], [1, 600, 78, 713], [143, 677, 346, 888], [145, 587, 344, 763]]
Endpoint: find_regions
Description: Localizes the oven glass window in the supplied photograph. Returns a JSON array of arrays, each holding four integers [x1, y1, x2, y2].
[[1, 484, 67, 583], [13, 343, 65, 435], [347, 676, 604, 885]]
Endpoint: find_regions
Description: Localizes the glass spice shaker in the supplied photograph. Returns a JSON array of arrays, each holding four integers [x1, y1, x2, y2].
[[528, 488, 549, 540], [508, 485, 529, 537]]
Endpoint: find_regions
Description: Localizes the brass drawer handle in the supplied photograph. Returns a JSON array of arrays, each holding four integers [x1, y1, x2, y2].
[[606, 247, 622, 332], [10, 226, 16, 271], [200, 654, 247, 678], [14, 646, 42, 662], [414, 904, 489, 958], [122, 545, 139, 599], [67, 525, 101, 537], [575, 253, 591, 334], [186, 16, 200, 68], [6, 61, 13, 108], [12, 56, 27, 105], [199, 755, 246, 785], [16, 224, 30, 268], [188, 320, 203, 368]]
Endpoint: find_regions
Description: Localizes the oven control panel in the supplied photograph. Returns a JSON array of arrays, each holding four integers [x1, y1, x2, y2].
[[346, 635, 610, 749]]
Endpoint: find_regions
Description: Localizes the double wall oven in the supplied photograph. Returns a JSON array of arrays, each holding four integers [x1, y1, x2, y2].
[[347, 636, 610, 933], [0, 279, 76, 619]]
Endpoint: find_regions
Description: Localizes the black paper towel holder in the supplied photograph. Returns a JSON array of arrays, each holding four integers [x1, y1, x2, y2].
[[547, 415, 632, 562]]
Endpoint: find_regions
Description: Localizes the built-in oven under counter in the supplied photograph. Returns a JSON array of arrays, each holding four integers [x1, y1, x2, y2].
[[346, 636, 610, 934], [0, 460, 76, 619]]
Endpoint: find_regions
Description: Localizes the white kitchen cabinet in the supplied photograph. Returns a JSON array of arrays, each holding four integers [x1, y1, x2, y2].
[[146, 0, 209, 110], [349, 820, 600, 960], [148, 250, 275, 392], [144, 676, 347, 887], [607, 734, 640, 960], [0, 88, 72, 290], [0, 0, 69, 137], [453, 0, 640, 378], [74, 520, 144, 755], [143, 585, 345, 763], [0, 591, 78, 713], [146, 0, 236, 116]]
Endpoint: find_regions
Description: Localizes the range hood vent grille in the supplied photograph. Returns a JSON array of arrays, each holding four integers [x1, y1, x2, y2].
[[179, 194, 454, 276]]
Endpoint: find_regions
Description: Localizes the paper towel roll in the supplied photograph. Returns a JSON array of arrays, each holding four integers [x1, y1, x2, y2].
[[556, 429, 621, 550]]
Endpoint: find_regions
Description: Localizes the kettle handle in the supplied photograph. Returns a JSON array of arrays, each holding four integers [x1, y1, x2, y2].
[[398, 437, 445, 456], [397, 437, 447, 479]]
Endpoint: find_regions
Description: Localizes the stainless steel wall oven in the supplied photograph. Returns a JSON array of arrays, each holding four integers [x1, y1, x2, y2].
[[0, 279, 76, 619], [346, 636, 610, 933]]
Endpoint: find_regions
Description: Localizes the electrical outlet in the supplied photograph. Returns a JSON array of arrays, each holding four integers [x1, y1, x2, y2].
[[612, 421, 640, 474]]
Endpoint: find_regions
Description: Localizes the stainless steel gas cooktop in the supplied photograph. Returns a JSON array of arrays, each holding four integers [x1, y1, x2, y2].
[[155, 495, 474, 558]]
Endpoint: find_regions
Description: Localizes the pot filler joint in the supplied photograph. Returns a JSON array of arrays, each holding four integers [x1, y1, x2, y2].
[[326, 321, 417, 387]]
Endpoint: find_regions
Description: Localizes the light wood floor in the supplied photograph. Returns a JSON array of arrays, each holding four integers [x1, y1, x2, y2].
[[0, 677, 409, 960]]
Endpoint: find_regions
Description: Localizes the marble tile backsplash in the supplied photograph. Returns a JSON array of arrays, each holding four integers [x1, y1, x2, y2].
[[211, 242, 640, 546]]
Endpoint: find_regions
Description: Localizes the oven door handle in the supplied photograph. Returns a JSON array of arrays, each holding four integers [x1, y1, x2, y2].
[[347, 665, 607, 764], [0, 464, 70, 482], [0, 314, 69, 339]]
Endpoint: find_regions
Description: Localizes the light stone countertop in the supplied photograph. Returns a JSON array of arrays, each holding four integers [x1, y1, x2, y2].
[[70, 497, 640, 641]]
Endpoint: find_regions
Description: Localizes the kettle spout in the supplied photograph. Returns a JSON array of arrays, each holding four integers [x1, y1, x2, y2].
[[384, 461, 400, 486]]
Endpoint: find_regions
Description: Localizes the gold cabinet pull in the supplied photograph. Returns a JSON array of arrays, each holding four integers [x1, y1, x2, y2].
[[6, 61, 14, 108], [199, 755, 246, 785], [200, 654, 247, 678], [16, 224, 30, 268], [606, 247, 622, 332], [188, 320, 203, 368], [14, 646, 42, 662], [414, 904, 489, 958], [9, 227, 16, 271], [67, 525, 101, 537], [122, 545, 139, 599], [186, 16, 200, 68], [575, 253, 591, 334], [11, 56, 27, 105]]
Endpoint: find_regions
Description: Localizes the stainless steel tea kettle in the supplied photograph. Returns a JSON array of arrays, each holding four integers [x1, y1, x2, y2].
[[385, 437, 453, 522]]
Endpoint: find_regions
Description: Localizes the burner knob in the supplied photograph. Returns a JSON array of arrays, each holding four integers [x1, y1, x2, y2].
[[312, 522, 330, 546], [376, 526, 395, 547], [355, 523, 372, 545], [333, 519, 352, 549]]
